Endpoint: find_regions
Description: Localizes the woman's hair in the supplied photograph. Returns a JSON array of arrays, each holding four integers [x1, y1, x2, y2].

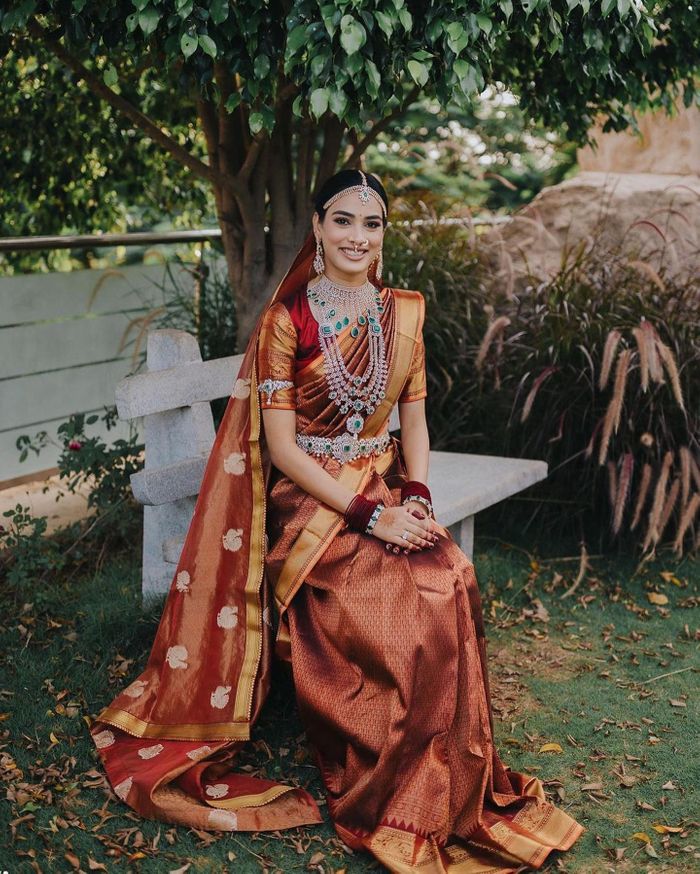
[[314, 169, 389, 226]]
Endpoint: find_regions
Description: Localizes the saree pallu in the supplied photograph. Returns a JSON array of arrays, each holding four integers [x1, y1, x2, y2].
[[89, 235, 583, 871]]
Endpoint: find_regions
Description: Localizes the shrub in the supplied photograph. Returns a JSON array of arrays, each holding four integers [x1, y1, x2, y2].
[[3, 408, 144, 605], [384, 209, 699, 556]]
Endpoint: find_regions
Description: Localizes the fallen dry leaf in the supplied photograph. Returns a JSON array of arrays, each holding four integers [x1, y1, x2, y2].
[[647, 592, 669, 606], [538, 742, 563, 754], [632, 832, 652, 843], [652, 824, 684, 834]]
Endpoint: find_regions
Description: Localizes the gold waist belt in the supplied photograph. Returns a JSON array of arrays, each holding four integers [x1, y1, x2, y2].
[[296, 431, 391, 464]]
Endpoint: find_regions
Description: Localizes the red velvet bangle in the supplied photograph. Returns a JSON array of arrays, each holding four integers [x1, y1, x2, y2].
[[344, 494, 379, 532], [401, 480, 432, 504]]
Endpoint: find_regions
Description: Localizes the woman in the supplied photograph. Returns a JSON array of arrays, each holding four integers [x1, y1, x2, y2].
[[91, 169, 584, 872]]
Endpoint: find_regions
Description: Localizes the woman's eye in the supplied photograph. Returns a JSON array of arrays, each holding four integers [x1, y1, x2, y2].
[[366, 222, 381, 229]]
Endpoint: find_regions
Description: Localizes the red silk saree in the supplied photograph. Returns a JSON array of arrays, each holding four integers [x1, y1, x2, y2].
[[90, 236, 584, 872]]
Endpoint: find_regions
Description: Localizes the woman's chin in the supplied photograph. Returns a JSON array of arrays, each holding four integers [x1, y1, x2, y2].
[[327, 257, 371, 281]]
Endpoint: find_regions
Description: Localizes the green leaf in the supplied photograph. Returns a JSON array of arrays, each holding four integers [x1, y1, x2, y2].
[[176, 0, 193, 18], [310, 87, 329, 118], [248, 111, 264, 134], [340, 16, 366, 53], [407, 59, 429, 87], [616, 0, 630, 14], [198, 34, 217, 57], [125, 12, 138, 33], [254, 54, 270, 78], [328, 87, 348, 116], [286, 24, 307, 54], [209, 0, 229, 25], [103, 64, 118, 87], [365, 59, 381, 97], [375, 10, 394, 38], [476, 13, 492, 35], [138, 7, 161, 36], [448, 30, 469, 53], [398, 7, 412, 30], [180, 32, 198, 58], [320, 4, 339, 38], [453, 59, 479, 94], [292, 95, 304, 117], [601, 0, 615, 15], [225, 92, 241, 113], [500, 0, 514, 19]]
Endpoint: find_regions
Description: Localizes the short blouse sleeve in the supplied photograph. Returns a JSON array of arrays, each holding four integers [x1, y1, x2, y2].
[[256, 302, 297, 410], [399, 295, 428, 403]]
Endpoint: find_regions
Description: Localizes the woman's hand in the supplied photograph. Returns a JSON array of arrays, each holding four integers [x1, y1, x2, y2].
[[371, 505, 440, 554]]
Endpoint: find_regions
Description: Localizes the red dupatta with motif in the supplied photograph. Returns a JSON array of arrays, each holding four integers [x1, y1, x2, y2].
[[89, 234, 425, 832]]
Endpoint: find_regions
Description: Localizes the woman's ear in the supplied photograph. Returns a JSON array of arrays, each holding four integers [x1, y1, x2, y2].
[[312, 211, 321, 239]]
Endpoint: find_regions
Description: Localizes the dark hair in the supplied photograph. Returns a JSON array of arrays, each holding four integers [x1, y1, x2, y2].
[[314, 169, 388, 226]]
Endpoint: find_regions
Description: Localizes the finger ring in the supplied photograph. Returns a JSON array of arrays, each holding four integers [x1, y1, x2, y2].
[[401, 530, 411, 542]]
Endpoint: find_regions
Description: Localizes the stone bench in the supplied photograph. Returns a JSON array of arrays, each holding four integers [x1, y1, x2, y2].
[[117, 330, 548, 602]]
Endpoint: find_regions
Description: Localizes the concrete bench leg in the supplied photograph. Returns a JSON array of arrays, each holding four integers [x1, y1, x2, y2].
[[448, 515, 474, 559]]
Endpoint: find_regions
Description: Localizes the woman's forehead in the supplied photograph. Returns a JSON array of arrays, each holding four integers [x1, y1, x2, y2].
[[326, 190, 383, 220]]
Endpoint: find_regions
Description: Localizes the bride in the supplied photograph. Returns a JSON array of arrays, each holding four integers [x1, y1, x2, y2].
[[90, 168, 584, 873]]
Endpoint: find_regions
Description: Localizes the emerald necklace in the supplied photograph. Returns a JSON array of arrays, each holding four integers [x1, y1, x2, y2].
[[307, 274, 388, 438]]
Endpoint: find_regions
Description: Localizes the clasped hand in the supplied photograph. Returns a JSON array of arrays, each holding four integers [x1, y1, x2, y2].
[[371, 504, 441, 554]]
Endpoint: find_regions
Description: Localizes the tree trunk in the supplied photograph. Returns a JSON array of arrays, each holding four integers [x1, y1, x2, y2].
[[199, 94, 346, 349]]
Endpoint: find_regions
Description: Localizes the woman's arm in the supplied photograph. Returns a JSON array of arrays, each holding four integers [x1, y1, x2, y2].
[[261, 407, 357, 514], [261, 407, 439, 549], [397, 398, 430, 484]]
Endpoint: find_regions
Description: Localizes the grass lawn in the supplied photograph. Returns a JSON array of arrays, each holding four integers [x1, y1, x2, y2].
[[1, 538, 697, 873]]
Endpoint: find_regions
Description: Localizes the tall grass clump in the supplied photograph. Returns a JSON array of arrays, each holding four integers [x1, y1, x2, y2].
[[385, 205, 699, 556]]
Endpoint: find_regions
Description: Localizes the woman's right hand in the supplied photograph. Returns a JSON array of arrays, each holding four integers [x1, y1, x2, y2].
[[371, 505, 440, 554]]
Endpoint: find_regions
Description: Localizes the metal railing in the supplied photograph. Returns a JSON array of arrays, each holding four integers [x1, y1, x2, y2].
[[0, 215, 509, 253]]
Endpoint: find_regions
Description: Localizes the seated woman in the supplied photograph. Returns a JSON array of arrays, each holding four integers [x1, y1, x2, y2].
[[90, 169, 584, 873]]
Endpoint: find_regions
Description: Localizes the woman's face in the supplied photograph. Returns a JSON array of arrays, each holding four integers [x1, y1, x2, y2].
[[312, 190, 385, 286]]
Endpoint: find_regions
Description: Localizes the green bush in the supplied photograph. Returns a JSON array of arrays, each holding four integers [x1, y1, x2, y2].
[[383, 212, 699, 556], [3, 409, 144, 606]]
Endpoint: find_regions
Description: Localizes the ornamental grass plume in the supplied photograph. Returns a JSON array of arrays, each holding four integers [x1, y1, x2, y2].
[[600, 330, 622, 391], [656, 338, 685, 412], [657, 477, 682, 545], [680, 446, 693, 508], [475, 316, 511, 371], [598, 348, 631, 466], [642, 451, 674, 553], [631, 463, 653, 532], [673, 494, 700, 556], [612, 452, 635, 536]]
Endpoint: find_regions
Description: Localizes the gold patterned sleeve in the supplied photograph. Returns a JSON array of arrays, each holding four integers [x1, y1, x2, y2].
[[256, 302, 298, 410], [399, 293, 428, 403]]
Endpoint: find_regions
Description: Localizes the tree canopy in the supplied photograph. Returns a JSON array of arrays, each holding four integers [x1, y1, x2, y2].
[[2, 0, 698, 338]]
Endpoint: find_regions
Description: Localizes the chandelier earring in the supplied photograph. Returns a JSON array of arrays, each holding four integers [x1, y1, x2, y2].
[[374, 249, 383, 283], [313, 237, 325, 275]]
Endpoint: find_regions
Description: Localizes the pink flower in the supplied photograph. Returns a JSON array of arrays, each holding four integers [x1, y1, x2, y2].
[[68, 440, 83, 451]]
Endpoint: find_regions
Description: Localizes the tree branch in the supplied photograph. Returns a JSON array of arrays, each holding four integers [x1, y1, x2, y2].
[[341, 85, 420, 168], [28, 18, 220, 190]]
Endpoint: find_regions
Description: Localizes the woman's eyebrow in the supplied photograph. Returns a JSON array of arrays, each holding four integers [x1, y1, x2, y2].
[[331, 209, 383, 220]]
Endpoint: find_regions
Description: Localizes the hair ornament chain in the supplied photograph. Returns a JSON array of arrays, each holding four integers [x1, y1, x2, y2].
[[322, 171, 387, 218]]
